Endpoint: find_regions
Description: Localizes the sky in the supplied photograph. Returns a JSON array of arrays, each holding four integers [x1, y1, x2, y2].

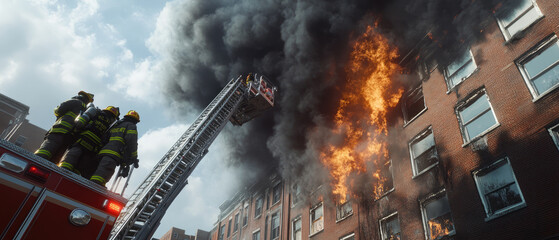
[[0, 0, 246, 237]]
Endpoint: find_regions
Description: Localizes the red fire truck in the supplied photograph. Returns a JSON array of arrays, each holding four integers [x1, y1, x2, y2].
[[0, 139, 127, 239]]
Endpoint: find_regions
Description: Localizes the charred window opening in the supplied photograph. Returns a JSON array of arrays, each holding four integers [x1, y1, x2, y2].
[[516, 34, 559, 99], [420, 191, 455, 240], [291, 184, 302, 207], [496, 0, 543, 41], [374, 159, 395, 200], [271, 212, 280, 239], [336, 199, 353, 222], [444, 49, 477, 91], [455, 89, 499, 143], [473, 157, 526, 220], [309, 202, 324, 236], [292, 216, 302, 240], [254, 196, 263, 218], [409, 127, 439, 177], [403, 85, 426, 124], [379, 212, 401, 240], [273, 183, 281, 205]]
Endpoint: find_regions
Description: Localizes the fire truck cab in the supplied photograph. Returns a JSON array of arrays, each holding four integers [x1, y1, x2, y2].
[[230, 73, 277, 126], [0, 139, 127, 239]]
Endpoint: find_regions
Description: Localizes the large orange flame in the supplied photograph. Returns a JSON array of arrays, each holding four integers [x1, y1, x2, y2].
[[320, 25, 403, 202]]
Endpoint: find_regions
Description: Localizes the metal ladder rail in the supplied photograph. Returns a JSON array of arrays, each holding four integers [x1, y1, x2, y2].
[[118, 82, 244, 240], [130, 84, 245, 240], [110, 76, 244, 240]]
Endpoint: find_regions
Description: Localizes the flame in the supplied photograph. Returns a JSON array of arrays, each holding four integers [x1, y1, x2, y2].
[[428, 218, 454, 239], [320, 25, 403, 202]]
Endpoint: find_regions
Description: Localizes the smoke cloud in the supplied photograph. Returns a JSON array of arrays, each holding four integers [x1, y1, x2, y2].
[[156, 0, 523, 198]]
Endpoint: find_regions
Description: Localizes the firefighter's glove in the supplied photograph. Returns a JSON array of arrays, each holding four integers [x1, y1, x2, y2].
[[120, 165, 130, 178], [132, 159, 139, 168]]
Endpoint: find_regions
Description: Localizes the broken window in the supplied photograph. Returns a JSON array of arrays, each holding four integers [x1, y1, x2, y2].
[[456, 90, 498, 143], [409, 127, 438, 176], [473, 157, 526, 219], [379, 213, 401, 240], [336, 200, 353, 222], [403, 85, 426, 124], [340, 233, 355, 240], [517, 35, 559, 98], [273, 183, 281, 205], [496, 0, 543, 41], [310, 202, 324, 236], [374, 159, 394, 200], [255, 196, 263, 218], [444, 49, 477, 90], [292, 217, 302, 240], [252, 230, 260, 240], [421, 193, 455, 240], [271, 212, 280, 239]]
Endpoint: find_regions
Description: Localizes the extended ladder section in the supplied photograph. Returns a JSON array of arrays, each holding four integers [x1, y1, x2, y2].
[[110, 74, 276, 240]]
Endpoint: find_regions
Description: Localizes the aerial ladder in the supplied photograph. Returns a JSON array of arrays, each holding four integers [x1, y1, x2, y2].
[[109, 73, 276, 240]]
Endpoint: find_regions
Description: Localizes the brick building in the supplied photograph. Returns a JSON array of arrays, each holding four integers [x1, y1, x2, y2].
[[0, 93, 47, 152], [211, 1, 559, 240]]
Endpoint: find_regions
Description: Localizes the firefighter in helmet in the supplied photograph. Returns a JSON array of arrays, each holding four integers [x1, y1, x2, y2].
[[60, 106, 120, 178], [90, 110, 140, 186], [35, 91, 94, 164]]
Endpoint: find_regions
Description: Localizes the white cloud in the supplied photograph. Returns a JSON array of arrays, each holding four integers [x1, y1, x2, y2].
[[113, 58, 162, 103], [0, 60, 18, 85]]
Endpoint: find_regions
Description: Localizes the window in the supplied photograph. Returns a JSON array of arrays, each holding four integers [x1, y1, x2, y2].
[[271, 212, 280, 239], [340, 233, 355, 240], [255, 196, 263, 218], [374, 159, 394, 200], [403, 85, 426, 124], [291, 184, 302, 206], [292, 217, 302, 240], [227, 219, 232, 237], [456, 90, 498, 143], [496, 0, 543, 41], [252, 230, 261, 240], [473, 157, 526, 220], [517, 35, 559, 99], [243, 204, 249, 226], [234, 213, 240, 232], [409, 127, 438, 176], [218, 224, 226, 240], [336, 200, 353, 222], [379, 212, 401, 240], [273, 183, 281, 205], [445, 50, 477, 90], [14, 135, 27, 147], [310, 202, 324, 236], [549, 122, 559, 151], [420, 192, 455, 240]]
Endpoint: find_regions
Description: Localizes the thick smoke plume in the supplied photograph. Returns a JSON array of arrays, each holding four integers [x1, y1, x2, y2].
[[158, 0, 523, 198]]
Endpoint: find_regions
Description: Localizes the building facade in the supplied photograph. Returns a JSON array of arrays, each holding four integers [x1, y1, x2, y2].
[[0, 93, 47, 152], [212, 1, 559, 240]]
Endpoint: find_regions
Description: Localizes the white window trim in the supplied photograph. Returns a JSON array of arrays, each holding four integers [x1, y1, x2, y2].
[[419, 189, 456, 240], [472, 157, 527, 221], [335, 200, 354, 223], [409, 126, 439, 178], [455, 88, 500, 146], [270, 210, 281, 240], [379, 212, 400, 240], [516, 34, 559, 101], [272, 182, 282, 206], [254, 195, 263, 219], [402, 84, 428, 127], [291, 216, 302, 240], [444, 49, 478, 92], [548, 122, 559, 151], [339, 232, 355, 240], [309, 202, 324, 237], [495, 0, 544, 42], [252, 229, 261, 240]]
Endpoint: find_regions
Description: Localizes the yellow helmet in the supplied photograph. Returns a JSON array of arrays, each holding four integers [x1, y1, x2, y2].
[[78, 91, 94, 103], [125, 110, 140, 122], [104, 106, 120, 118]]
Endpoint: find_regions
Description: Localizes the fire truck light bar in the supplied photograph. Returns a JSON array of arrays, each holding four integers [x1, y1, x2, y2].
[[25, 165, 50, 182], [103, 199, 123, 215]]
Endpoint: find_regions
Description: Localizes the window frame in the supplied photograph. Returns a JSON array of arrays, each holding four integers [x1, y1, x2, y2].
[[272, 183, 282, 205], [472, 157, 527, 221], [374, 159, 395, 200], [291, 183, 302, 207], [14, 135, 27, 147], [335, 200, 353, 223], [252, 229, 261, 240], [419, 190, 456, 240], [402, 84, 427, 126], [254, 195, 263, 219], [548, 122, 559, 151], [379, 212, 401, 240], [233, 212, 240, 232], [516, 34, 559, 100], [309, 202, 324, 237], [495, 0, 544, 42], [455, 89, 500, 145], [292, 216, 302, 240], [409, 126, 439, 177], [270, 211, 281, 240], [444, 49, 478, 91], [339, 232, 355, 240]]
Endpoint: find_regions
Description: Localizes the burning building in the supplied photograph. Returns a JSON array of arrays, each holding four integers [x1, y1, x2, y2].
[[209, 0, 559, 240]]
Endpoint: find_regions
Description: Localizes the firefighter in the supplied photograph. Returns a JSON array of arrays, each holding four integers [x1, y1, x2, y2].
[[60, 106, 120, 178], [90, 110, 140, 186], [34, 91, 94, 164], [245, 73, 254, 85]]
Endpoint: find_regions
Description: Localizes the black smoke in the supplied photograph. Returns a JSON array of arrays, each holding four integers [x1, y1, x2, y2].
[[158, 0, 523, 196]]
